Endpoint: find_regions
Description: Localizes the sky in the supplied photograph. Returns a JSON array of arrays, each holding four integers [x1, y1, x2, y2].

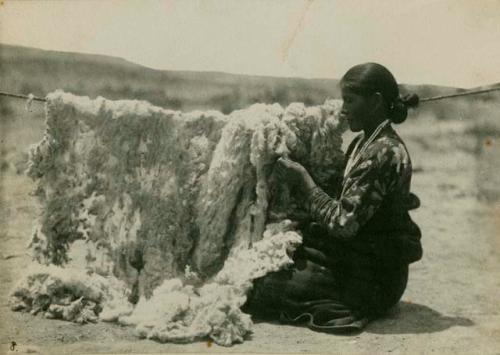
[[1, 0, 500, 88]]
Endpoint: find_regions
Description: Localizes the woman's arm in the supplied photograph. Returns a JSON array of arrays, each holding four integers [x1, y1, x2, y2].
[[306, 140, 401, 240]]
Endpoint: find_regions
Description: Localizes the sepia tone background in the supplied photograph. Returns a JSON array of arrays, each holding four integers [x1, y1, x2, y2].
[[0, 0, 499, 353]]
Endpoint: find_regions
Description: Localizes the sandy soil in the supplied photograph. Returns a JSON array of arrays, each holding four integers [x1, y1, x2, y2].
[[0, 112, 499, 354]]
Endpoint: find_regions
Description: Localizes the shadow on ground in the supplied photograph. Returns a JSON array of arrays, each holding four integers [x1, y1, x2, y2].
[[367, 301, 474, 334], [248, 301, 474, 336]]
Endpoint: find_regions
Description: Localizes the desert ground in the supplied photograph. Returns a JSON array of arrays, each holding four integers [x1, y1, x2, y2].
[[0, 95, 499, 355]]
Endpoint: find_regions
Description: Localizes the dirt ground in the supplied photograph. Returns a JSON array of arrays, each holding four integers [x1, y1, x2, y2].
[[0, 108, 499, 354]]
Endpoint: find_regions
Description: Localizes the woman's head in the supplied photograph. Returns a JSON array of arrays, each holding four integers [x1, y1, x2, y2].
[[339, 62, 419, 132]]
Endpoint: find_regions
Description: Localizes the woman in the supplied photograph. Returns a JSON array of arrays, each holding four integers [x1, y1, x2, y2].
[[243, 63, 423, 332]]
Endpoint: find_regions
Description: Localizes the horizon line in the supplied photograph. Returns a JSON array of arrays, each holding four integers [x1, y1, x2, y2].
[[3, 41, 498, 91]]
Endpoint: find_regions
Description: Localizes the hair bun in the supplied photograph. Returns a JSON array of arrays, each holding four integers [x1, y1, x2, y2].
[[390, 100, 407, 124], [401, 93, 419, 108], [390, 93, 419, 124]]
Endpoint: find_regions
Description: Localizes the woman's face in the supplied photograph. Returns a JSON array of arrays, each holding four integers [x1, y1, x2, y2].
[[340, 87, 374, 132]]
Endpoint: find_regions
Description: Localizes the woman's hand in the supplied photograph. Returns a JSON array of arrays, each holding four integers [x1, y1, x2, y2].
[[276, 157, 316, 191]]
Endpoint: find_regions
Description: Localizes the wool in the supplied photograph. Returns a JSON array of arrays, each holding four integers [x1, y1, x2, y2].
[[9, 264, 133, 324], [12, 91, 346, 345], [119, 223, 302, 346]]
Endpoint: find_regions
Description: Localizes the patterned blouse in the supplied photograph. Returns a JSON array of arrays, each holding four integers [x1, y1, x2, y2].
[[306, 123, 422, 264]]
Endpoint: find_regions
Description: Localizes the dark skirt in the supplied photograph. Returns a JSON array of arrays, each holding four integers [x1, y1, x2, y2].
[[242, 244, 408, 332]]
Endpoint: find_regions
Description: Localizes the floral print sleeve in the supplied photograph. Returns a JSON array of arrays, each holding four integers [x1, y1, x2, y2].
[[307, 136, 410, 240]]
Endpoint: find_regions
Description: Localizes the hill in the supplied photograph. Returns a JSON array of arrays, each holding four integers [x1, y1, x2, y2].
[[0, 43, 475, 116]]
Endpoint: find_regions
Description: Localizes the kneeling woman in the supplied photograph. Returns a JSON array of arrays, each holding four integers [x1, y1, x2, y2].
[[243, 63, 423, 331]]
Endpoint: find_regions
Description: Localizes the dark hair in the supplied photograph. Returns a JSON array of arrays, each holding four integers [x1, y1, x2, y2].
[[340, 62, 419, 124]]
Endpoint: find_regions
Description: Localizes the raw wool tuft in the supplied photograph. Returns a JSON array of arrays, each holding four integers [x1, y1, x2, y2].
[[13, 91, 346, 345], [9, 265, 133, 324], [10, 223, 301, 345], [119, 222, 302, 346]]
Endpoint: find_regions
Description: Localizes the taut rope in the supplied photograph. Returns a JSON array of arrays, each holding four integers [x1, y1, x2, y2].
[[0, 91, 46, 102], [419, 87, 500, 102], [1, 87, 500, 106]]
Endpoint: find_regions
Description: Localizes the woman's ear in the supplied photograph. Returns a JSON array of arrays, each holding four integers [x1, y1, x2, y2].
[[371, 92, 385, 113]]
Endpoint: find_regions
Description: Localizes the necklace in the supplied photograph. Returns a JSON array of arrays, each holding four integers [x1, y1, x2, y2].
[[343, 119, 390, 180]]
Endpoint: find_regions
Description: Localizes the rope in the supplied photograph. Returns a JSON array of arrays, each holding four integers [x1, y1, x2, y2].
[[0, 91, 46, 102], [1, 86, 500, 105], [419, 87, 500, 102]]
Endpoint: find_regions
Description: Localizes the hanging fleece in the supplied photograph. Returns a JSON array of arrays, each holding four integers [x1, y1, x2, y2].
[[11, 91, 346, 345]]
